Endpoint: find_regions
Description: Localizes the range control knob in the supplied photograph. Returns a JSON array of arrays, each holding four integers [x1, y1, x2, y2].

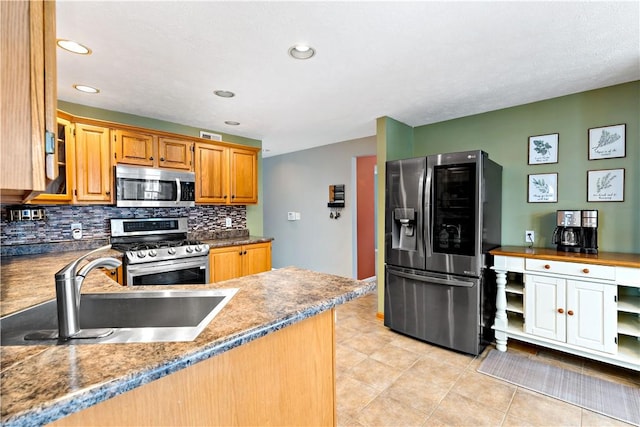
[[168, 247, 177, 255], [195, 245, 202, 252], [148, 249, 157, 257], [185, 246, 194, 253], [137, 251, 147, 258]]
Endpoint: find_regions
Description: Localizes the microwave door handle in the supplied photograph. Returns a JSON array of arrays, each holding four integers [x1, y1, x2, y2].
[[175, 178, 181, 204]]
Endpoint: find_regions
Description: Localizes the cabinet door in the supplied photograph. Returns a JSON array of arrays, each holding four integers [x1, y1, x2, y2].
[[566, 280, 617, 353], [195, 143, 228, 203], [242, 243, 272, 276], [75, 123, 112, 202], [525, 274, 566, 342], [31, 117, 74, 202], [158, 137, 193, 170], [0, 0, 55, 199], [229, 147, 257, 204], [113, 129, 155, 167], [209, 246, 242, 283]]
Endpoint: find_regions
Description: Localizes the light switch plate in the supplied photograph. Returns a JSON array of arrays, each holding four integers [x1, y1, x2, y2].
[[287, 212, 296, 221], [225, 217, 232, 227]]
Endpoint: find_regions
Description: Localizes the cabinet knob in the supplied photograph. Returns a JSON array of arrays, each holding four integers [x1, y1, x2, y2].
[[544, 264, 551, 270], [557, 308, 564, 314], [110, 270, 116, 276], [160, 157, 165, 161], [224, 195, 227, 199], [243, 251, 247, 255], [239, 251, 243, 255], [567, 310, 574, 316], [232, 195, 236, 199], [582, 268, 589, 274], [105, 191, 111, 196], [149, 156, 154, 161]]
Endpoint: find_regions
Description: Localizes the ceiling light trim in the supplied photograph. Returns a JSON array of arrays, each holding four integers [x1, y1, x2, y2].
[[73, 84, 100, 94], [57, 39, 92, 55], [288, 44, 315, 60], [214, 90, 235, 98]]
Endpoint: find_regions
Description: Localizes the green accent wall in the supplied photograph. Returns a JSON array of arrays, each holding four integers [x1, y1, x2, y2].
[[58, 101, 264, 235], [411, 81, 638, 253]]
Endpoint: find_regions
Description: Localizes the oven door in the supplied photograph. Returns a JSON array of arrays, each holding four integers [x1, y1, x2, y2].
[[125, 256, 209, 286]]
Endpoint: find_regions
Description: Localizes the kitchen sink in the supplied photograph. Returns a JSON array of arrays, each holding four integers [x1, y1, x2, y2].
[[0, 289, 238, 346]]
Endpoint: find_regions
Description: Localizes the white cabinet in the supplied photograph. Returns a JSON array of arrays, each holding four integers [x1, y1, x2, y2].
[[492, 251, 639, 371], [524, 275, 617, 353]]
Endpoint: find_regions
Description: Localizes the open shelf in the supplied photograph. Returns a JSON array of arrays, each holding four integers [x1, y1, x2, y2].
[[617, 312, 640, 338], [506, 282, 524, 295], [618, 294, 640, 315], [617, 335, 640, 363], [506, 295, 523, 314]]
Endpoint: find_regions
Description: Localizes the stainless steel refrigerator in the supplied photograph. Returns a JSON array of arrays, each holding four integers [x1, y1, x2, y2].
[[384, 150, 502, 355]]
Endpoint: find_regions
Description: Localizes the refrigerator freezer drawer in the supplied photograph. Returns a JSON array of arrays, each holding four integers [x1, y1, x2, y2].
[[384, 266, 485, 355]]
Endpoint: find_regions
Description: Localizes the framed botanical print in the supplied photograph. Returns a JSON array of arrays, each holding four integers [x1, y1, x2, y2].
[[588, 124, 626, 160], [587, 168, 624, 202], [528, 133, 559, 164], [528, 173, 558, 203]]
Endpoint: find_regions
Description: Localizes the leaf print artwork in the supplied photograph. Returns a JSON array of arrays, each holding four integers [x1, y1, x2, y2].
[[592, 130, 621, 154], [533, 140, 552, 156], [588, 125, 625, 160], [596, 172, 616, 193], [532, 178, 549, 194], [528, 173, 557, 202]]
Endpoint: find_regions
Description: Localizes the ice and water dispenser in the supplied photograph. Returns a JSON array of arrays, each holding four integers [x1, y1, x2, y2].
[[392, 208, 417, 251]]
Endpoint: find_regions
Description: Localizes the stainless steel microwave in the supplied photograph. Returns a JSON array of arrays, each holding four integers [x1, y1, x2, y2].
[[115, 164, 196, 207]]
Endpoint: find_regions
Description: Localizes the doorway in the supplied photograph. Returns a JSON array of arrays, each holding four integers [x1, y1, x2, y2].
[[355, 155, 376, 280]]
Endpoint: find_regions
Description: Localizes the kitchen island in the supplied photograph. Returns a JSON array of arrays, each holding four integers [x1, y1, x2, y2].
[[1, 251, 375, 426]]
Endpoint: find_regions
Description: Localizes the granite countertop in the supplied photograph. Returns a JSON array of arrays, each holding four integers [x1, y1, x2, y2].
[[0, 249, 374, 426], [489, 246, 640, 268]]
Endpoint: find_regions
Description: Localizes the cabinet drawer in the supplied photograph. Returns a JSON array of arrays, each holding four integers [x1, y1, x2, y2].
[[525, 259, 615, 280]]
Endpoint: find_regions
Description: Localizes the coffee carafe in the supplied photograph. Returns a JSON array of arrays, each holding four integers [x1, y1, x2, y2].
[[552, 210, 583, 252], [581, 210, 598, 254]]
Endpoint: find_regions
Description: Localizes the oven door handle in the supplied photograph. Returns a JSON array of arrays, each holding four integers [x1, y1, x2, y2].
[[388, 269, 475, 287], [175, 178, 181, 204]]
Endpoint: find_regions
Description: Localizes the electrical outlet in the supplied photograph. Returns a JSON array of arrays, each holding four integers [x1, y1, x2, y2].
[[71, 223, 82, 240], [525, 230, 535, 243], [225, 217, 232, 227]]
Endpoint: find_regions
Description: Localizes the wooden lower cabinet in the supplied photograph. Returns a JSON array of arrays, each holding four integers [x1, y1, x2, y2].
[[210, 242, 271, 283], [51, 308, 336, 426], [102, 266, 124, 285]]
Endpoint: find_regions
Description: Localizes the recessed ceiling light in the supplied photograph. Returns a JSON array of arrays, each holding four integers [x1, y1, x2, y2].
[[288, 44, 315, 60], [57, 39, 91, 55], [73, 84, 100, 94], [214, 90, 235, 98], [224, 121, 240, 126]]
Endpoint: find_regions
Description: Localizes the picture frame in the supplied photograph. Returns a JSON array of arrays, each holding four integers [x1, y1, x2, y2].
[[528, 173, 558, 203], [588, 124, 626, 160], [528, 133, 559, 164], [587, 168, 625, 202]]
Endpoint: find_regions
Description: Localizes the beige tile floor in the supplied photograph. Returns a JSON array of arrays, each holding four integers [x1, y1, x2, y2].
[[335, 291, 639, 427]]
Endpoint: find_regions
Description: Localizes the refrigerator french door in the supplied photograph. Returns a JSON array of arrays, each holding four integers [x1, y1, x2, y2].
[[384, 150, 502, 355]]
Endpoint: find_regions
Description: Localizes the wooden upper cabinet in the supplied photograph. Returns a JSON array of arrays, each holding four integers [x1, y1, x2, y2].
[[195, 142, 228, 204], [158, 137, 193, 170], [195, 142, 258, 205], [0, 0, 56, 202], [74, 123, 113, 203], [230, 147, 258, 204], [113, 130, 193, 170], [113, 129, 155, 167]]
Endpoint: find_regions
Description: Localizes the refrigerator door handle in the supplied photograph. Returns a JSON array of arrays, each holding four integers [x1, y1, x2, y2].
[[388, 269, 475, 288], [424, 167, 433, 257]]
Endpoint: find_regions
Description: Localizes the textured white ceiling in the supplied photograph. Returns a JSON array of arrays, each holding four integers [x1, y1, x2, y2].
[[56, 1, 640, 157]]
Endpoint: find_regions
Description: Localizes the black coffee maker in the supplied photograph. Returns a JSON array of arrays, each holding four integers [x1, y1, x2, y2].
[[581, 210, 598, 254], [553, 210, 583, 252]]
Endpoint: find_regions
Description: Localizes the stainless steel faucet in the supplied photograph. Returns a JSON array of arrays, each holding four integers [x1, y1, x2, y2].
[[55, 245, 122, 340]]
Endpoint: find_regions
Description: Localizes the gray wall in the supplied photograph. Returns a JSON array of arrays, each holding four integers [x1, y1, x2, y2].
[[264, 136, 376, 278]]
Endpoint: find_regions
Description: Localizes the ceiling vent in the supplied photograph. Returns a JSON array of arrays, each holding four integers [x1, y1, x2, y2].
[[200, 131, 222, 141]]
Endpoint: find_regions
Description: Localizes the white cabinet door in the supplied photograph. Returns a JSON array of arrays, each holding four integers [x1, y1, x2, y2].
[[525, 274, 566, 342], [566, 280, 617, 353]]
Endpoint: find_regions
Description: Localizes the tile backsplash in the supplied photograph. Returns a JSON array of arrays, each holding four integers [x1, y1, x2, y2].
[[0, 204, 246, 246]]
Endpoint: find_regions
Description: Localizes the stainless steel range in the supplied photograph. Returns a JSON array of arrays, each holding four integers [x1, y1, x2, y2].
[[110, 217, 210, 286]]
